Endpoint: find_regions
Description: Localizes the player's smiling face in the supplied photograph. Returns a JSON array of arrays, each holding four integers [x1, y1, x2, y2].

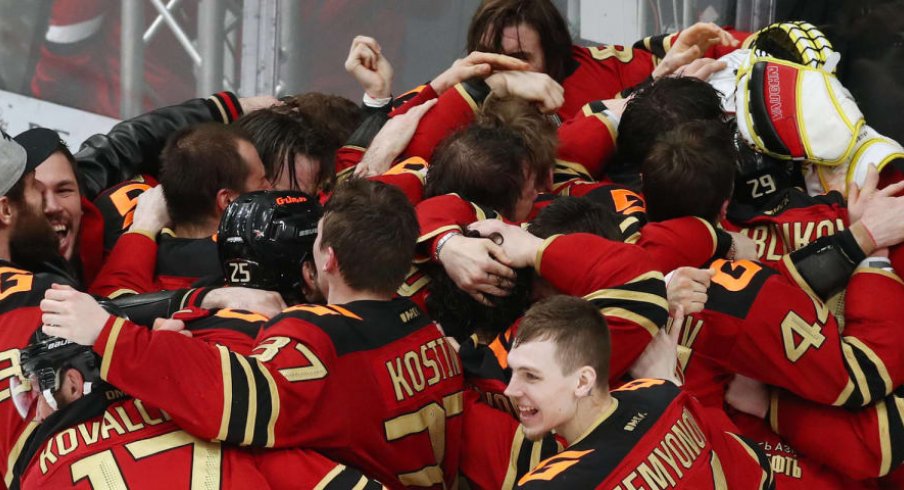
[[505, 339, 580, 440]]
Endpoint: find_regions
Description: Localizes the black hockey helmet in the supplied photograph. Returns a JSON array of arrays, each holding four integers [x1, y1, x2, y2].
[[732, 130, 806, 209], [218, 190, 322, 296], [11, 299, 125, 417]]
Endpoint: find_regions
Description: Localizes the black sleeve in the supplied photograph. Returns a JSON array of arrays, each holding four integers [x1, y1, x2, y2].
[[787, 229, 866, 300], [75, 92, 243, 200]]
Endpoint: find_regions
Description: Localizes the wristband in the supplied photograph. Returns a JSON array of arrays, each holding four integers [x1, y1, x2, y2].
[[860, 257, 893, 272], [433, 231, 462, 263]]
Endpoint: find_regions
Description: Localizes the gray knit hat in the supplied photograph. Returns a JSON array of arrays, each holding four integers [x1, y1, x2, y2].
[[0, 131, 29, 197]]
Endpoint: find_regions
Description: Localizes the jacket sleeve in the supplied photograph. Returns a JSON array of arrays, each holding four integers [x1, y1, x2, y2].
[[76, 92, 243, 200]]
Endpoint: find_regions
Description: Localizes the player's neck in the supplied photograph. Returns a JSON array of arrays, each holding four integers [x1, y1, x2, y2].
[[172, 219, 218, 239], [325, 280, 393, 305], [558, 392, 614, 445]]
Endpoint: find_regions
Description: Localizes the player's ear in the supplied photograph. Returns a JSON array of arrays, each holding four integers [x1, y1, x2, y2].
[[62, 368, 85, 403], [323, 246, 338, 274], [0, 196, 11, 227], [216, 188, 239, 215], [575, 366, 596, 398]]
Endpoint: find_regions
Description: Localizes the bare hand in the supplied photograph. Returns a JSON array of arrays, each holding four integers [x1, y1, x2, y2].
[[238, 95, 281, 114], [673, 57, 727, 81], [438, 234, 516, 306], [200, 287, 287, 318], [728, 231, 758, 261], [345, 35, 394, 99], [41, 284, 111, 345], [854, 189, 904, 251], [152, 317, 192, 338], [354, 98, 438, 177], [466, 219, 545, 269], [485, 70, 564, 114], [666, 267, 714, 315], [847, 165, 904, 223], [431, 52, 530, 95], [629, 305, 683, 384], [653, 22, 738, 78], [130, 185, 170, 234], [725, 374, 770, 418]]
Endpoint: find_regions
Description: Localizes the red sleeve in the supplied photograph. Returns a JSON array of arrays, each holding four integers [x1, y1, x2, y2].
[[771, 388, 902, 480], [88, 231, 160, 296], [334, 145, 365, 182], [401, 83, 479, 161], [555, 104, 618, 180], [537, 234, 669, 379], [369, 157, 427, 205], [390, 83, 438, 117], [635, 217, 726, 273], [92, 313, 336, 448], [414, 194, 483, 263]]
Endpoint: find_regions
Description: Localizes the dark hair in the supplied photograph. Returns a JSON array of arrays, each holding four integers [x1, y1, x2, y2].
[[467, 0, 574, 82], [236, 109, 335, 193], [425, 124, 529, 220], [279, 92, 363, 150], [159, 123, 253, 226], [477, 95, 556, 188], [617, 77, 724, 169], [528, 196, 622, 240], [641, 119, 737, 223], [321, 179, 418, 295], [515, 295, 610, 389], [426, 264, 533, 343]]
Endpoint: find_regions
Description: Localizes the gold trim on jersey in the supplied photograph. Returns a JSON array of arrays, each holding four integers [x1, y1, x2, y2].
[[692, 217, 718, 257], [534, 235, 562, 276], [853, 267, 904, 286], [216, 345, 234, 441], [258, 358, 281, 448], [570, 398, 619, 446], [727, 432, 771, 489], [234, 354, 259, 445], [501, 426, 528, 489], [454, 83, 479, 113], [313, 463, 347, 490], [416, 225, 461, 246], [877, 400, 892, 476], [840, 342, 871, 405], [710, 451, 728, 490], [3, 421, 37, 488], [844, 336, 893, 395], [598, 307, 660, 337], [100, 317, 126, 380]]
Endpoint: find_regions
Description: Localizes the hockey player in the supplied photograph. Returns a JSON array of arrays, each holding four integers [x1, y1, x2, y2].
[[506, 295, 773, 489], [41, 179, 465, 489]]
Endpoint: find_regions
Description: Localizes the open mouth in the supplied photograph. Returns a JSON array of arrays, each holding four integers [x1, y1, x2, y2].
[[518, 405, 539, 422], [52, 223, 70, 253]]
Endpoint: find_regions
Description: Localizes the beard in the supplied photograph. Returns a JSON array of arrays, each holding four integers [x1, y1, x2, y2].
[[10, 202, 64, 272]]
